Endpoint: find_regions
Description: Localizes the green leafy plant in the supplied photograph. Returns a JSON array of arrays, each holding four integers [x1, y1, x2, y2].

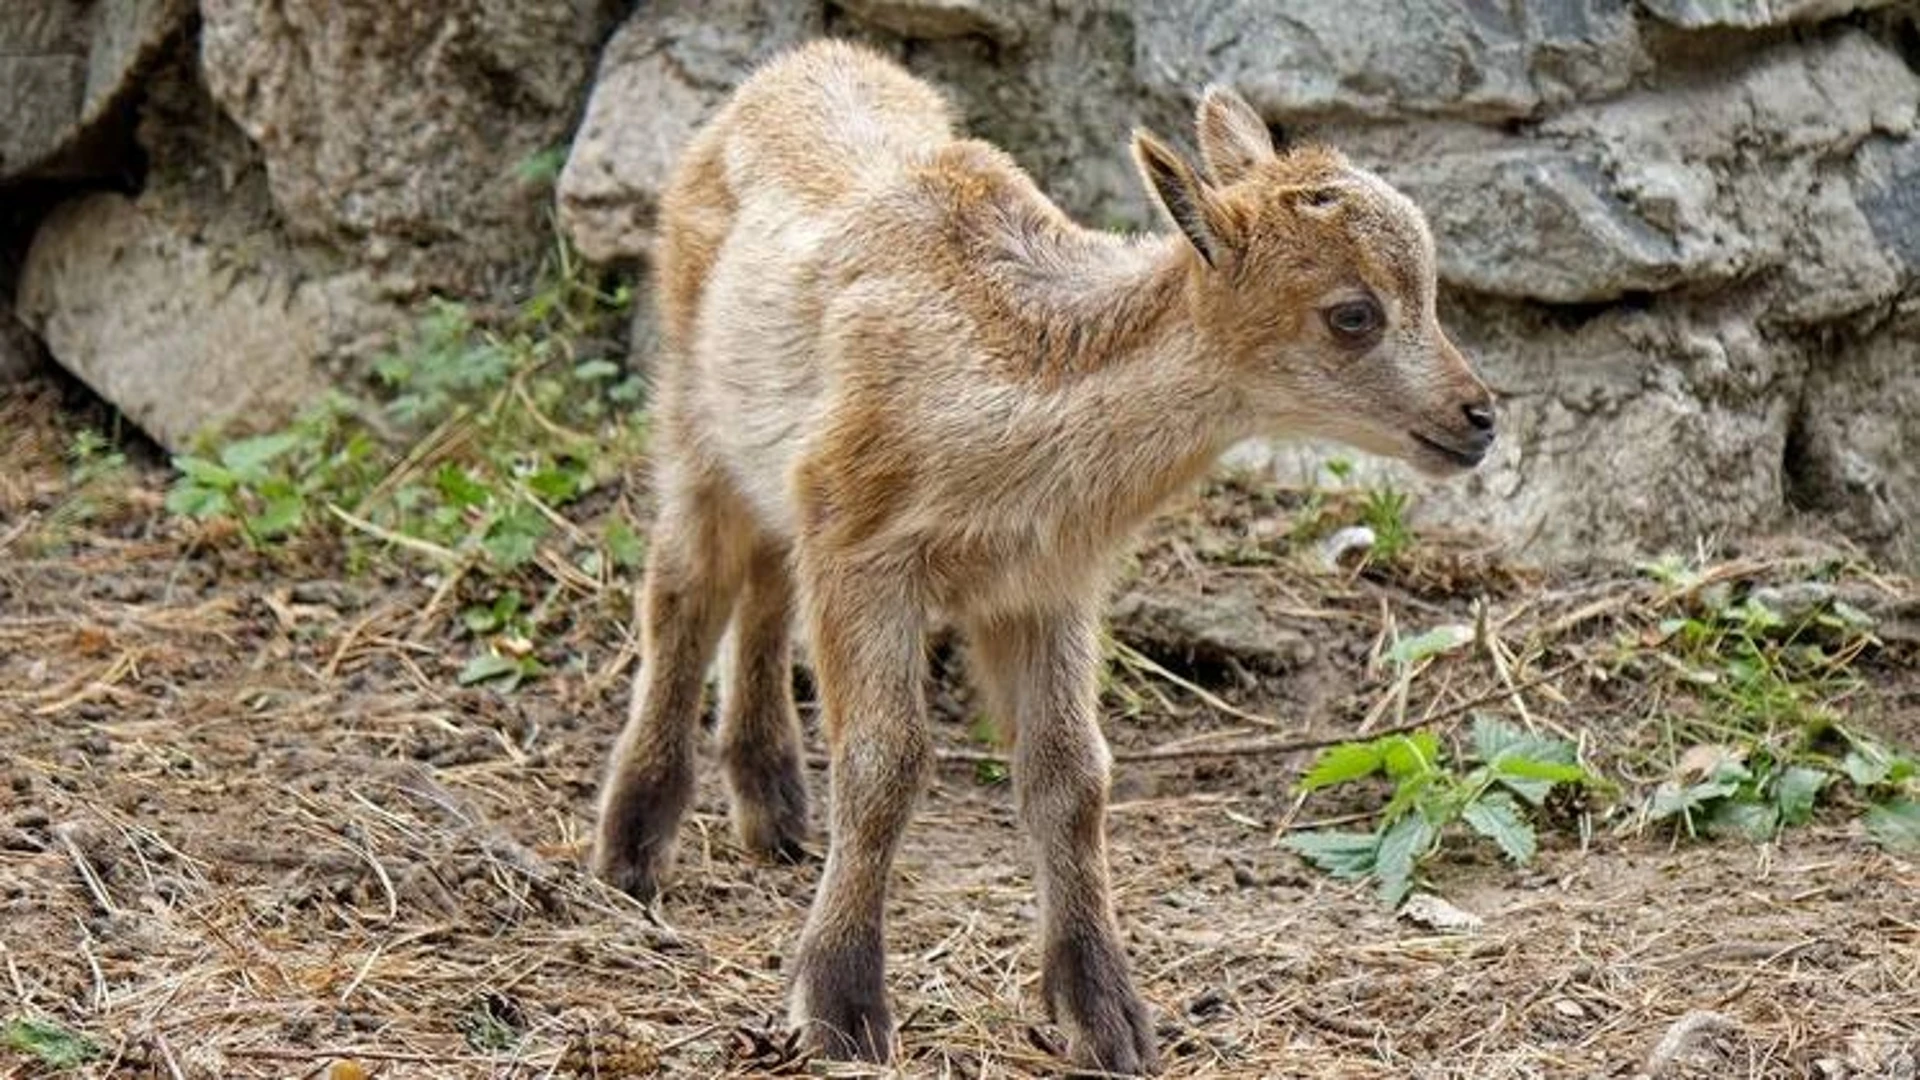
[[1626, 558, 1910, 848], [1359, 483, 1413, 563], [1645, 730, 1918, 851], [1284, 717, 1593, 905], [162, 238, 644, 692], [2, 1017, 99, 1069]]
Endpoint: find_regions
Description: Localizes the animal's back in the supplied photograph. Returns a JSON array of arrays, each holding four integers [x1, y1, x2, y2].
[[655, 41, 954, 352]]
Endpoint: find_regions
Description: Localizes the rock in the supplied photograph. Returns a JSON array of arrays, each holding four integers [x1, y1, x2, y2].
[[1393, 149, 1688, 303], [557, 0, 822, 263], [837, 0, 1027, 44], [1639, 0, 1896, 29], [1109, 588, 1313, 674], [197, 0, 620, 291], [1787, 303, 1920, 561], [16, 193, 393, 450], [0, 0, 191, 181], [1133, 0, 1644, 123]]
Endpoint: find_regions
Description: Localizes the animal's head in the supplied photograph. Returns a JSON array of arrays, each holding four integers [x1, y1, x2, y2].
[[1132, 88, 1495, 477]]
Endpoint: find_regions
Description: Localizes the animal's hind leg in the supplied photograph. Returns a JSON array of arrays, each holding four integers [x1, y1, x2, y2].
[[718, 536, 810, 862], [592, 468, 750, 900]]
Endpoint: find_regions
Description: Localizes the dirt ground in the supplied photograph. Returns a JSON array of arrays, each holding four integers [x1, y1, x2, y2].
[[2, 380, 1917, 1079]]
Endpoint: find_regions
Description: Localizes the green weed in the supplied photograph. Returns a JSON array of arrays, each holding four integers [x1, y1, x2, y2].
[[2, 1017, 99, 1069], [1285, 716, 1593, 906], [164, 239, 643, 688], [1359, 484, 1412, 564], [1627, 556, 1911, 849]]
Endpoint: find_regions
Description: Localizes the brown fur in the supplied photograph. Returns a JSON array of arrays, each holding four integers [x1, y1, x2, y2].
[[592, 39, 1494, 1074]]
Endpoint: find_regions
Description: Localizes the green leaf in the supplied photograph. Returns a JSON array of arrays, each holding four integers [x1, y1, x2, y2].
[[1842, 743, 1895, 787], [435, 463, 490, 509], [458, 653, 520, 686], [218, 431, 302, 478], [1462, 792, 1537, 864], [1374, 814, 1436, 906], [973, 759, 1009, 786], [604, 519, 645, 569], [173, 455, 238, 490], [1648, 779, 1741, 824], [2, 1017, 100, 1068], [1379, 768, 1437, 826], [482, 504, 549, 568], [527, 462, 588, 505], [1772, 766, 1827, 826], [164, 482, 230, 519], [1380, 731, 1441, 781], [515, 145, 568, 185], [608, 376, 645, 404], [1864, 799, 1920, 853], [1281, 831, 1379, 880], [1490, 758, 1588, 784], [573, 359, 621, 381], [1707, 799, 1779, 841], [1298, 742, 1384, 792], [1385, 624, 1472, 667], [246, 493, 306, 538], [458, 652, 542, 692], [1470, 716, 1577, 766]]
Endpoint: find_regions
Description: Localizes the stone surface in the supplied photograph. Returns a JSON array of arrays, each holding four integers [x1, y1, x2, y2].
[[1110, 589, 1314, 674], [1392, 149, 1690, 303], [1639, 0, 1896, 29], [558, 0, 822, 263], [16, 193, 389, 449], [0, 0, 191, 180], [836, 0, 1027, 44], [198, 0, 620, 291], [1133, 0, 1644, 123], [1787, 301, 1920, 563]]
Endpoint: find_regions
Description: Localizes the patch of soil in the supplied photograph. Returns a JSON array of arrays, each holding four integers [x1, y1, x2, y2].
[[2, 383, 1916, 1078]]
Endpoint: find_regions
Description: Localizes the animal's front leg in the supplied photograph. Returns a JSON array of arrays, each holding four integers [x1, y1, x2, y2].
[[787, 561, 930, 1062], [970, 606, 1160, 1076]]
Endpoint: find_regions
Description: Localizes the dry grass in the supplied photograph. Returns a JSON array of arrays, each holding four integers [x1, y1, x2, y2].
[[2, 381, 1917, 1079]]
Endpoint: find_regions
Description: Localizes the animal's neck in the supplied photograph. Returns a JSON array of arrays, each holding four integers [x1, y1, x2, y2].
[[1021, 235, 1253, 546]]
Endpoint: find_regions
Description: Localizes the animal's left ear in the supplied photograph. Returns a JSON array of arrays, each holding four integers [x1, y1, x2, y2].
[[1132, 129, 1242, 267], [1196, 85, 1278, 186]]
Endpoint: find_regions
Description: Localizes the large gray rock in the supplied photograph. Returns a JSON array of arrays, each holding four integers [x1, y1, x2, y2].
[[836, 0, 1027, 44], [198, 0, 619, 291], [1393, 149, 1690, 303], [1134, 0, 1644, 123], [1639, 0, 1896, 29], [558, 0, 822, 264], [16, 193, 391, 449], [0, 0, 191, 180]]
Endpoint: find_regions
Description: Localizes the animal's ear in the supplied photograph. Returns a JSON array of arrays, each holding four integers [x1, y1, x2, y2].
[[1132, 129, 1239, 267], [1195, 85, 1277, 186]]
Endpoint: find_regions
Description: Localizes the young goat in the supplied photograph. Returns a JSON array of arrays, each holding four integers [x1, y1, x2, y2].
[[592, 39, 1495, 1074]]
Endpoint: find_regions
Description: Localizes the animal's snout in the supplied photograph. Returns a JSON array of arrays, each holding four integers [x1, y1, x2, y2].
[[1460, 401, 1497, 454]]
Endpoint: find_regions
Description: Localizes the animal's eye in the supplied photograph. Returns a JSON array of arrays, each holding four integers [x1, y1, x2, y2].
[[1324, 299, 1383, 341]]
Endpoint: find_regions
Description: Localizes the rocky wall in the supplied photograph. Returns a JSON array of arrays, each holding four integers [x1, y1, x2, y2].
[[3, 0, 1916, 566]]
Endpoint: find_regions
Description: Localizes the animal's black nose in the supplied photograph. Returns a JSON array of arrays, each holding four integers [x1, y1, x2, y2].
[[1463, 403, 1496, 432]]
